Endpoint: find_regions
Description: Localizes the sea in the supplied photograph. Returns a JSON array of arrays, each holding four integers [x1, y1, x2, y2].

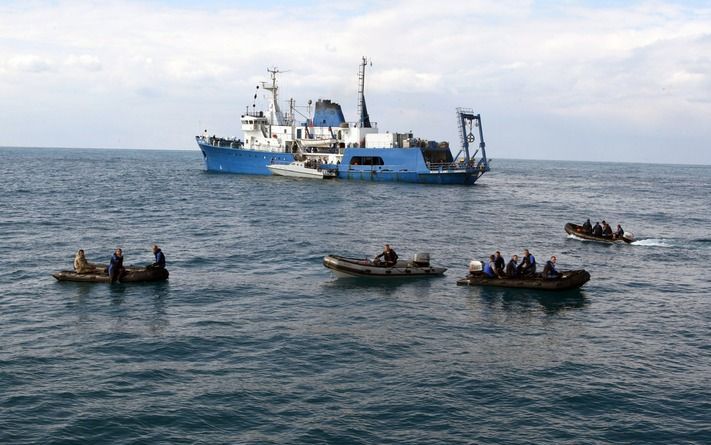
[[1, 147, 709, 444]]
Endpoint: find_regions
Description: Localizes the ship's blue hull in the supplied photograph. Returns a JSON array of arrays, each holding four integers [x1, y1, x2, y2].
[[197, 140, 481, 185]]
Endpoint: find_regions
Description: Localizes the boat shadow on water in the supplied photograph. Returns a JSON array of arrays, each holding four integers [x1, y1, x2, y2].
[[473, 286, 590, 313]]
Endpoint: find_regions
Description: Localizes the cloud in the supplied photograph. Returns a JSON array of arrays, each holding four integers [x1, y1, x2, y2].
[[6, 54, 54, 73], [65, 54, 102, 71], [0, 0, 709, 164]]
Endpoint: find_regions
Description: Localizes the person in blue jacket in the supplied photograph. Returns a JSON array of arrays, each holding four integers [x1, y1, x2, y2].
[[483, 255, 499, 278], [108, 248, 125, 283], [542, 256, 561, 279], [151, 244, 166, 268], [517, 249, 536, 277]]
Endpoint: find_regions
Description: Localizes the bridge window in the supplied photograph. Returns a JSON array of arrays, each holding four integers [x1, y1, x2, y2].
[[350, 156, 384, 166]]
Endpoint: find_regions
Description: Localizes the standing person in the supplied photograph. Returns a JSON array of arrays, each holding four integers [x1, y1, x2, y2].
[[506, 254, 519, 277], [542, 256, 561, 279], [108, 248, 125, 283], [518, 249, 536, 277], [374, 244, 398, 267], [151, 244, 166, 268], [592, 221, 603, 237], [493, 251, 505, 275], [73, 249, 97, 274]]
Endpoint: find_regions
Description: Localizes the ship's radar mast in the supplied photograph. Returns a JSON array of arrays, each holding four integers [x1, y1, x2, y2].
[[262, 67, 286, 126], [357, 57, 372, 128]]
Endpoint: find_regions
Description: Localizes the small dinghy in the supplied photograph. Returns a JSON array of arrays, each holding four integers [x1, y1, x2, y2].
[[565, 223, 635, 244], [268, 160, 337, 179], [52, 266, 169, 283], [323, 253, 446, 278], [457, 261, 590, 290]]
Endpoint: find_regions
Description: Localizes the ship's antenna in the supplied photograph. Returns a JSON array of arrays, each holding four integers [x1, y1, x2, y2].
[[357, 56, 372, 128]]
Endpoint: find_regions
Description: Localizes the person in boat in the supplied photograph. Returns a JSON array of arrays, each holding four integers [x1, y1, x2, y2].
[[108, 248, 125, 283], [581, 219, 592, 234], [374, 244, 398, 267], [505, 254, 519, 278], [613, 224, 624, 239], [517, 249, 536, 277], [150, 244, 166, 269], [483, 255, 499, 278], [591, 221, 603, 237], [493, 251, 505, 276], [73, 249, 97, 274], [601, 220, 613, 238], [542, 256, 561, 279]]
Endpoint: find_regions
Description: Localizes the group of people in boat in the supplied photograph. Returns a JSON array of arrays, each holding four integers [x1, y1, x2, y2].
[[578, 219, 625, 239], [481, 249, 561, 280], [73, 244, 166, 283]]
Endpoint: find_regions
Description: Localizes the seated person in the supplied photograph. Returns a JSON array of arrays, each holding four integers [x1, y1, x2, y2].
[[601, 221, 612, 238], [581, 219, 592, 234], [151, 244, 166, 268], [374, 244, 398, 267], [542, 256, 561, 279], [517, 249, 536, 277], [505, 255, 519, 277], [483, 255, 499, 278], [591, 222, 603, 237], [613, 224, 624, 239], [493, 251, 505, 276], [73, 249, 97, 274]]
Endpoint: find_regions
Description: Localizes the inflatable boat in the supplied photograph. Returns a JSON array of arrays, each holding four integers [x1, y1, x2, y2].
[[565, 223, 635, 244], [52, 266, 169, 283], [457, 260, 590, 290], [323, 253, 446, 278]]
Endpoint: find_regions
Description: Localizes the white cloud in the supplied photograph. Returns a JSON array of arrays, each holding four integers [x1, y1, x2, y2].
[[0, 0, 709, 164], [6, 54, 54, 73]]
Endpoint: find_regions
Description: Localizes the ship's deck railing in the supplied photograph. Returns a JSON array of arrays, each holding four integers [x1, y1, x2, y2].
[[426, 161, 478, 171]]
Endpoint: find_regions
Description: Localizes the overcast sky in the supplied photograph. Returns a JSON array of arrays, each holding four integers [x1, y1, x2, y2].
[[1, 0, 709, 164]]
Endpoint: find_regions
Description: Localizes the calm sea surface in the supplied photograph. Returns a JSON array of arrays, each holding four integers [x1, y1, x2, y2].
[[1, 147, 710, 444]]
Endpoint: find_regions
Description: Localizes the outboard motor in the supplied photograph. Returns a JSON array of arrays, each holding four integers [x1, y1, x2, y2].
[[468, 260, 483, 273], [413, 253, 430, 267]]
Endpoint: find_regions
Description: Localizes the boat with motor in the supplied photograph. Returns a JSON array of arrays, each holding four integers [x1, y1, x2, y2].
[[196, 57, 490, 185], [52, 266, 169, 283], [565, 223, 635, 244], [267, 157, 337, 179], [323, 253, 446, 278], [457, 260, 590, 290]]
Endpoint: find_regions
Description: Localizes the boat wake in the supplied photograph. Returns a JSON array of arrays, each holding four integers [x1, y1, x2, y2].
[[631, 238, 673, 248]]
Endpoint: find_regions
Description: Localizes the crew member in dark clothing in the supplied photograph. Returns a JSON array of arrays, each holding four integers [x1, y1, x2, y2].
[[151, 244, 166, 268], [506, 255, 519, 277], [613, 224, 624, 239], [592, 222, 603, 237], [493, 251, 505, 275], [601, 221, 613, 238], [374, 244, 398, 267], [542, 255, 561, 279], [582, 219, 592, 234], [517, 249, 536, 277], [108, 248, 125, 283]]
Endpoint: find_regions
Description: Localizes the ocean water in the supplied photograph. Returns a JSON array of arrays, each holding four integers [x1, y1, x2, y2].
[[1, 147, 709, 444]]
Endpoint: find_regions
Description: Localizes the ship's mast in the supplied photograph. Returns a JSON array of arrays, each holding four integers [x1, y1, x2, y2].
[[263, 67, 286, 126], [357, 57, 372, 128]]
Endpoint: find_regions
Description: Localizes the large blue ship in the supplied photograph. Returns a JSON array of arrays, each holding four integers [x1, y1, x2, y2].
[[196, 58, 490, 185]]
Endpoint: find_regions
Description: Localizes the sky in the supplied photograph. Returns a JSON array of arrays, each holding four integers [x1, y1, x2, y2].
[[1, 0, 710, 164]]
